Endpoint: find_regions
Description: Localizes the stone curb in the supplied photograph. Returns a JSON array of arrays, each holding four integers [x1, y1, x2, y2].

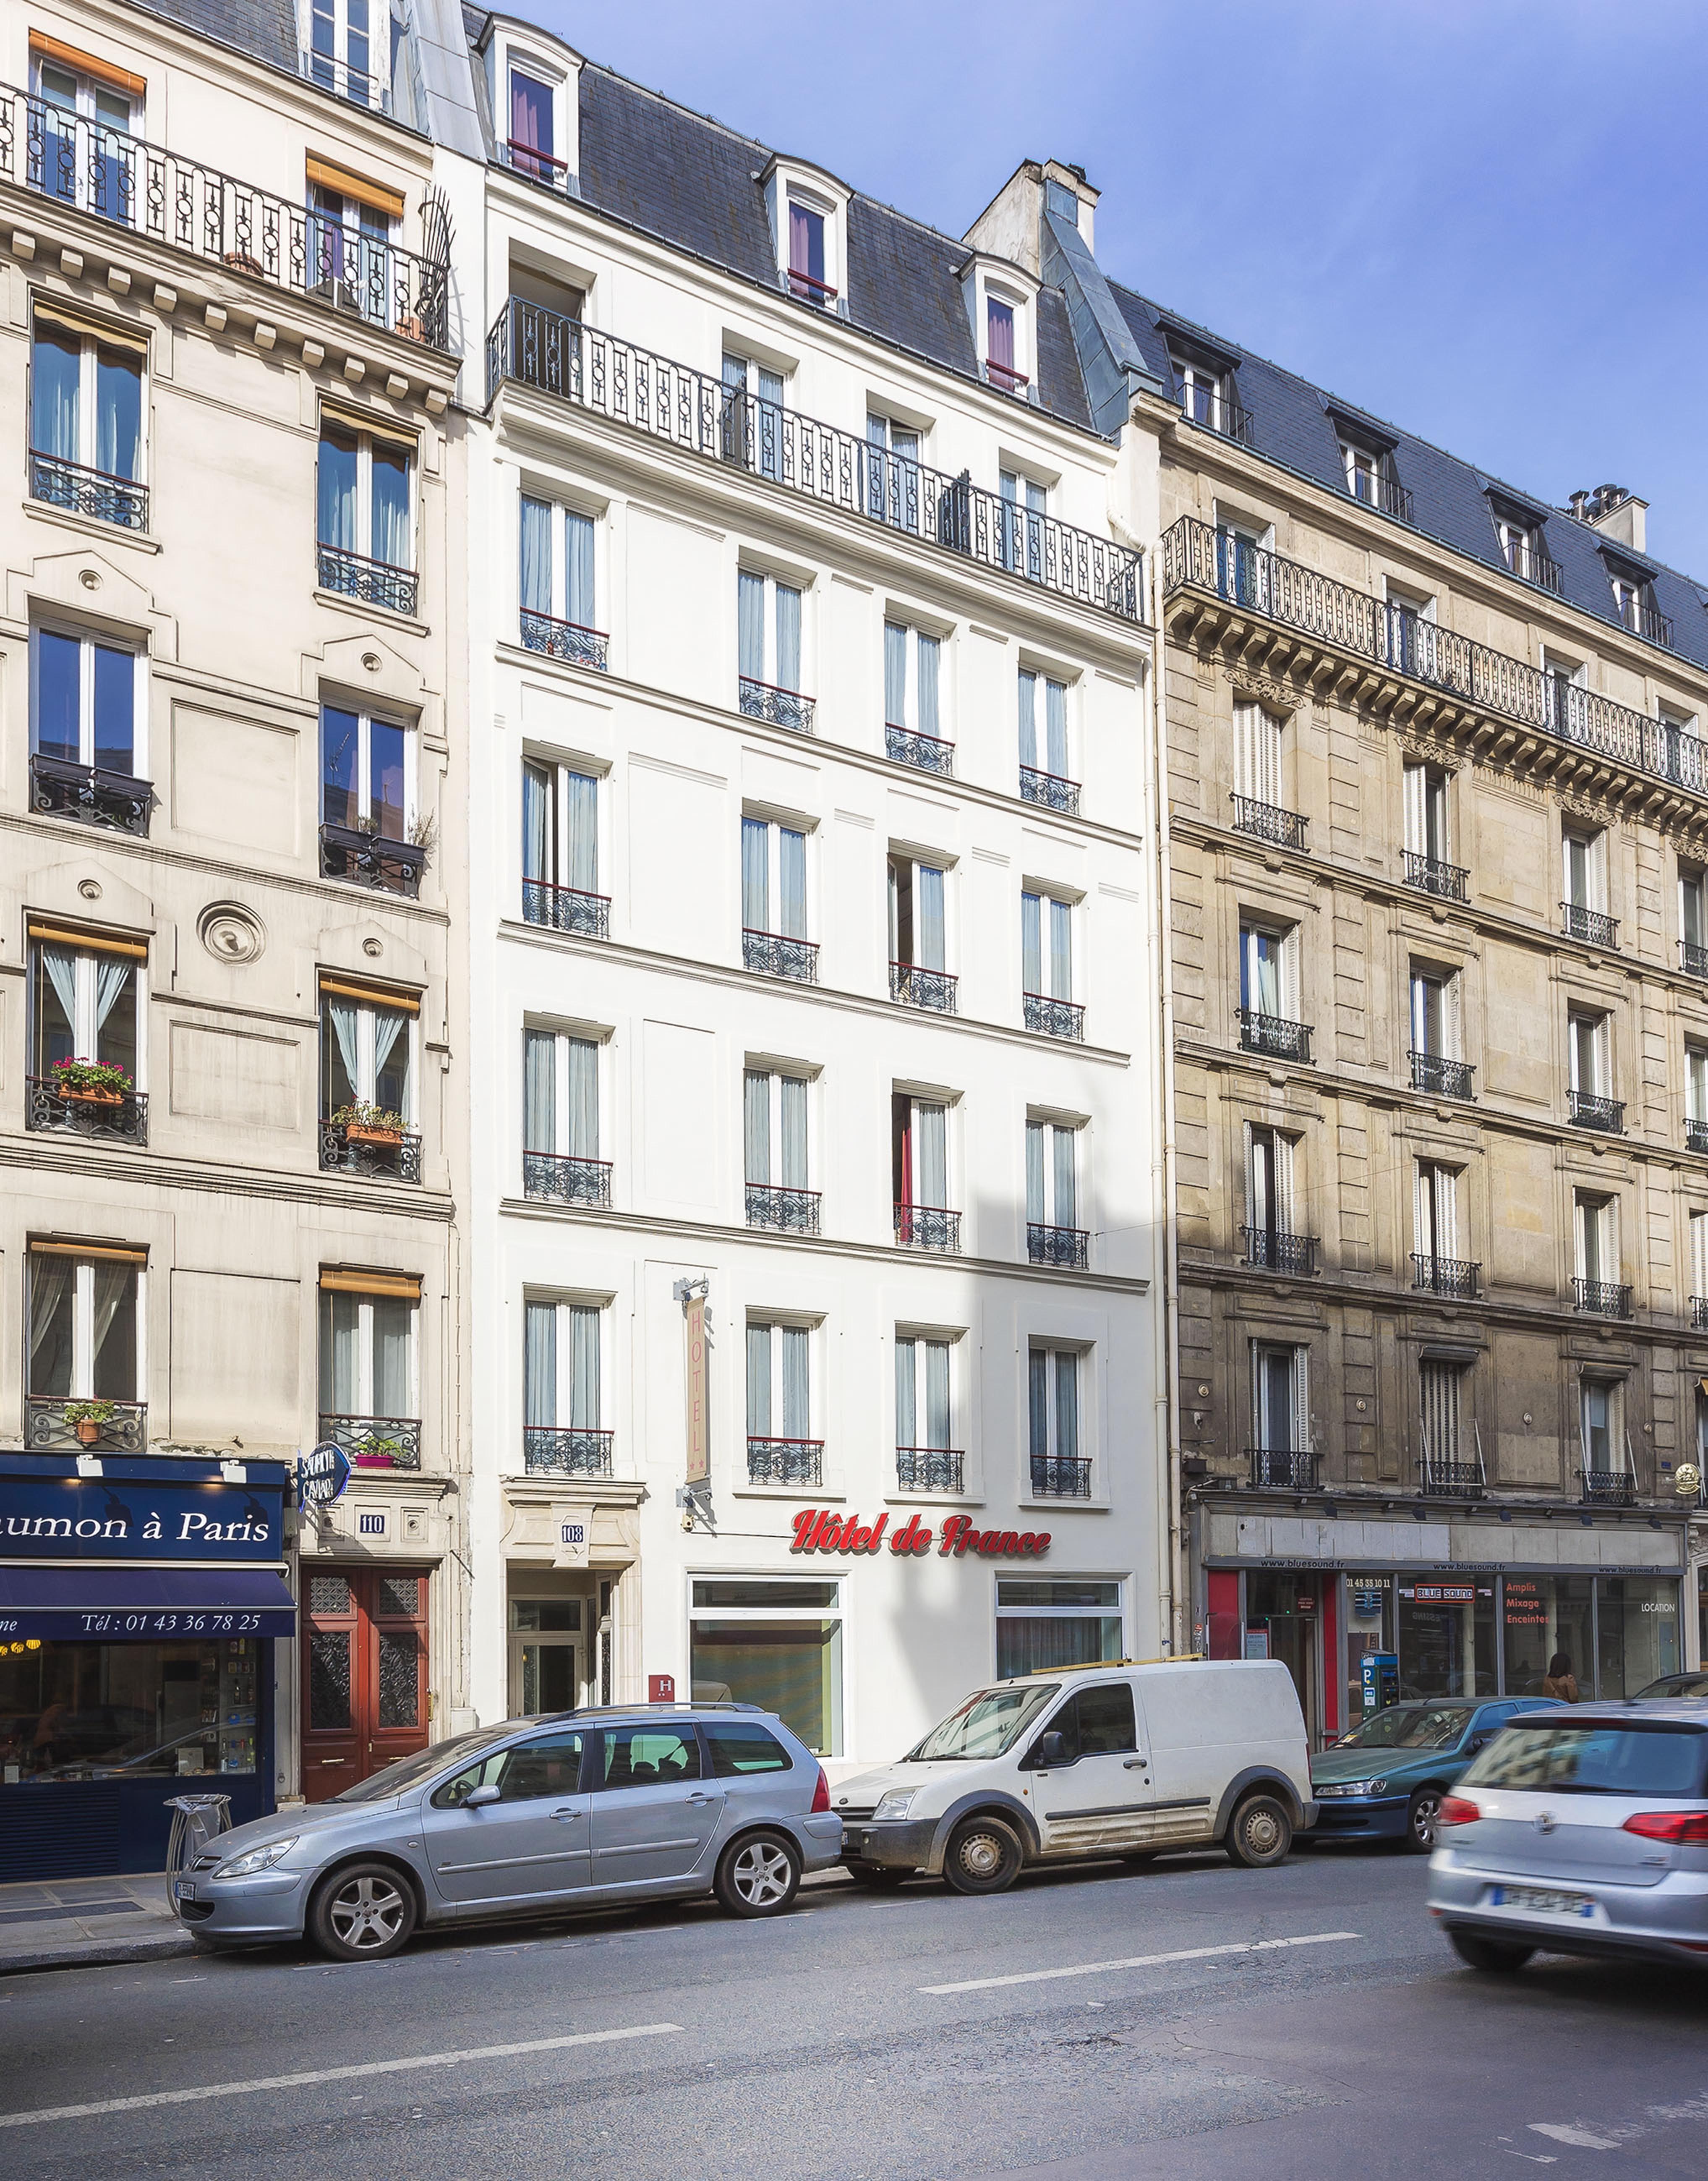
[[0, 1926, 196, 1977]]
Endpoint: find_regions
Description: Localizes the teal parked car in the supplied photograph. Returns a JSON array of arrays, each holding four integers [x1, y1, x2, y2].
[[1308, 1698, 1557, 1851]]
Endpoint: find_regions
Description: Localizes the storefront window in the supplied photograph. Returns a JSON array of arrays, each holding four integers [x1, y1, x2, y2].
[[0, 1639, 259, 1783], [689, 1579, 842, 1756], [1501, 1574, 1593, 1699], [1345, 1574, 1392, 1723], [1395, 1580, 1496, 1700], [995, 1579, 1123, 1679], [1597, 1577, 1682, 1697]]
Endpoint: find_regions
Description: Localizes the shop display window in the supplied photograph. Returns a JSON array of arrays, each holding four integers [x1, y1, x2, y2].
[[0, 1639, 259, 1783], [1596, 1577, 1681, 1697], [1395, 1580, 1496, 1700], [995, 1578, 1123, 1679], [1501, 1574, 1593, 1699], [689, 1578, 842, 1755]]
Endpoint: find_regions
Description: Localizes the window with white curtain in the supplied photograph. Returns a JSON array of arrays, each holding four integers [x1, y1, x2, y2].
[[896, 1332, 959, 1490], [1402, 764, 1451, 864], [1026, 1118, 1080, 1234], [31, 624, 142, 777], [889, 854, 948, 971], [1232, 698, 1283, 808], [742, 816, 808, 941], [1252, 1342, 1308, 1453], [1574, 1192, 1615, 1287], [1563, 828, 1606, 911], [1681, 865, 1708, 957], [524, 1297, 604, 1449], [866, 412, 920, 527], [892, 1089, 957, 1247], [33, 55, 140, 221], [744, 1067, 812, 1224], [319, 1283, 416, 1424], [747, 1322, 814, 1472], [884, 622, 945, 756], [31, 311, 145, 526], [523, 1028, 603, 1202], [724, 353, 786, 478], [1028, 1345, 1084, 1491], [27, 1244, 142, 1405], [520, 495, 601, 657], [319, 416, 413, 585], [1022, 890, 1073, 1002], [1687, 1046, 1708, 1127], [1019, 668, 1070, 783], [1410, 965, 1462, 1058], [1579, 1378, 1622, 1477], [321, 984, 415, 1124], [737, 570, 805, 709], [1239, 921, 1299, 1021], [1568, 1010, 1612, 1098], [1690, 1210, 1708, 1307], [1247, 1125, 1294, 1242], [30, 933, 140, 1083], [1415, 1162, 1461, 1267], [522, 759, 601, 930]]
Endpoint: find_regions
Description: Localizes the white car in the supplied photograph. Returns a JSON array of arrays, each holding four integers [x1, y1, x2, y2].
[[835, 1660, 1315, 1893]]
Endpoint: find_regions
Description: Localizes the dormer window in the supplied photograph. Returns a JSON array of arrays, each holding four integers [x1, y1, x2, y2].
[[1339, 434, 1411, 523], [485, 29, 581, 194], [1491, 502, 1560, 593], [789, 199, 832, 306], [959, 258, 1038, 400], [762, 159, 850, 313], [1609, 568, 1671, 648], [509, 66, 564, 186], [1170, 346, 1247, 443], [986, 297, 1025, 394]]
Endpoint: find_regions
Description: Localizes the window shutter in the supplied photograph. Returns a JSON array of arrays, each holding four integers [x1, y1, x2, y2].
[[1274, 1131, 1294, 1229], [1447, 971, 1463, 1059], [1402, 766, 1426, 857], [1233, 698, 1256, 801], [1288, 1347, 1309, 1451], [1414, 1162, 1431, 1259], [1247, 1125, 1267, 1229], [1438, 1167, 1460, 1260], [1692, 1211, 1708, 1302], [1280, 927, 1301, 1020]]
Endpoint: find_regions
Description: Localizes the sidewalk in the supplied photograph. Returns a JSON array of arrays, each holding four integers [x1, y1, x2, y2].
[[0, 1874, 193, 1975]]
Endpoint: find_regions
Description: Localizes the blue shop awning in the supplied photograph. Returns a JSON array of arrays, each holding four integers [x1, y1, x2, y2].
[[0, 1566, 297, 1641]]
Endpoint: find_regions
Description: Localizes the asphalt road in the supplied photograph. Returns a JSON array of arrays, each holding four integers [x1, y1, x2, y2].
[[3, 1844, 1707, 2180]]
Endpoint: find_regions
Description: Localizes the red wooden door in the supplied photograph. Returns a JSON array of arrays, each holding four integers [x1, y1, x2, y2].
[[302, 1569, 429, 1801]]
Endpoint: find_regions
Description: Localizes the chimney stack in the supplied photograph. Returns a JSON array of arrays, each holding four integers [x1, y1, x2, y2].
[[1567, 481, 1647, 554]]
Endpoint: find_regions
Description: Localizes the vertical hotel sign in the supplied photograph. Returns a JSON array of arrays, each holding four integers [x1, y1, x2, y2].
[[685, 1293, 708, 1485]]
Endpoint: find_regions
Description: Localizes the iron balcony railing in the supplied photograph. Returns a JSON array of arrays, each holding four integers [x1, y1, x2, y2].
[[1403, 850, 1469, 903], [30, 448, 147, 531], [895, 1204, 961, 1253], [30, 752, 152, 836], [1346, 468, 1414, 523], [319, 1119, 421, 1182], [298, 49, 392, 113], [1692, 1296, 1708, 1331], [1618, 596, 1674, 648], [1562, 901, 1619, 949], [524, 1426, 614, 1476], [1179, 390, 1253, 445], [25, 1395, 146, 1452], [1239, 1009, 1312, 1064], [744, 929, 818, 982], [748, 1436, 823, 1485], [1163, 515, 1708, 798], [1504, 547, 1563, 595], [896, 1447, 965, 1493], [1, 83, 452, 349], [1230, 794, 1308, 851], [318, 1413, 422, 1470], [739, 676, 815, 733], [1241, 1226, 1318, 1276], [1028, 1221, 1089, 1269], [486, 299, 1144, 623], [1410, 1050, 1475, 1101], [1412, 1253, 1482, 1299], [1030, 1454, 1093, 1498], [1573, 1276, 1632, 1318], [1020, 766, 1081, 816], [1248, 1446, 1315, 1490], [746, 1183, 821, 1235], [319, 823, 425, 899], [1682, 940, 1708, 980], [1581, 1468, 1637, 1507], [523, 879, 610, 939], [891, 961, 957, 1013], [1688, 1119, 1708, 1157], [317, 545, 416, 615], [1024, 992, 1084, 1042], [523, 1152, 612, 1206], [520, 610, 609, 670], [27, 1075, 149, 1145], [886, 724, 954, 776], [1568, 1090, 1624, 1135], [1420, 1460, 1485, 1498]]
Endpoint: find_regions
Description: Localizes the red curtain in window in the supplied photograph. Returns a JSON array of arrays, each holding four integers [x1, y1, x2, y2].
[[987, 299, 1016, 378]]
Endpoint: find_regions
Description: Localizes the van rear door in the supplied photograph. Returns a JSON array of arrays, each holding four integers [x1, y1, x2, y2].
[[1029, 1679, 1156, 1855]]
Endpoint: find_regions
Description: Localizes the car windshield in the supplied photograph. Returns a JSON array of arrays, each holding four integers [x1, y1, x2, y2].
[[332, 1728, 511, 1803], [1635, 1674, 1708, 1700], [1463, 1720, 1708, 1797], [908, 1682, 1059, 1761], [1334, 1705, 1471, 1752]]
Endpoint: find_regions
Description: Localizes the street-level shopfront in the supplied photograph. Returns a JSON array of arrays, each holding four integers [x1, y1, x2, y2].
[[0, 1452, 295, 1879], [1197, 1500, 1688, 1749]]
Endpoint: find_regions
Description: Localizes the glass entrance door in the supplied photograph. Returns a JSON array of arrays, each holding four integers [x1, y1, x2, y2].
[[1243, 1570, 1320, 1745], [512, 1636, 578, 1716]]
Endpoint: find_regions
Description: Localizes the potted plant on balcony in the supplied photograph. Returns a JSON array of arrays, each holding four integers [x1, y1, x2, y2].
[[51, 1057, 131, 1107], [331, 1101, 407, 1148], [62, 1399, 117, 1448], [353, 1432, 405, 1470]]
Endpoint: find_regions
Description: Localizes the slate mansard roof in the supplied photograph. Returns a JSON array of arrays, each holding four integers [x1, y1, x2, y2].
[[1110, 282, 1708, 676]]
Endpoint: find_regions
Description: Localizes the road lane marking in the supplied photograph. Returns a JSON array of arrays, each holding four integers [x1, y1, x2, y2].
[[1528, 2124, 1621, 2150], [919, 1929, 1361, 1994], [0, 2023, 684, 2131]]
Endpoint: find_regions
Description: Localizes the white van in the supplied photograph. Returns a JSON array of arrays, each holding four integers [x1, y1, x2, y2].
[[834, 1661, 1314, 1893]]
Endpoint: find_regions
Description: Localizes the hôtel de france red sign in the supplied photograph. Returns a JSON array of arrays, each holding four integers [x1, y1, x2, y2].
[[789, 1510, 1052, 1559]]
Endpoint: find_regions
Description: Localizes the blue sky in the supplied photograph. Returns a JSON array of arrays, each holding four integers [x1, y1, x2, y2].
[[531, 0, 1708, 578]]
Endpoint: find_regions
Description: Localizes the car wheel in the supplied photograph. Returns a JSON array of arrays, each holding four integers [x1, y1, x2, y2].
[[1449, 1930, 1534, 1974], [1405, 1789, 1443, 1854], [1226, 1793, 1293, 1869], [942, 1814, 1024, 1895], [846, 1863, 910, 1888], [716, 1831, 802, 1917], [308, 1862, 417, 1962]]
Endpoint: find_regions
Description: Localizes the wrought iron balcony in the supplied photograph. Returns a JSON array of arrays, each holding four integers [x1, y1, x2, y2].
[[1248, 1446, 1315, 1490], [1688, 1119, 1708, 1156], [30, 751, 152, 835], [523, 1152, 612, 1206], [1562, 902, 1619, 949], [1, 83, 452, 349], [1410, 1050, 1475, 1101], [1682, 940, 1708, 980], [1241, 1226, 1318, 1276], [1024, 992, 1084, 1042], [523, 879, 610, 938], [1346, 468, 1413, 523], [1505, 547, 1563, 595], [318, 1413, 422, 1470], [486, 299, 1144, 623], [1163, 515, 1708, 798], [1693, 1296, 1708, 1331], [524, 1426, 614, 1477], [1238, 1009, 1312, 1064], [319, 822, 425, 898], [317, 544, 417, 615], [896, 1447, 964, 1493], [1618, 596, 1674, 648], [1030, 1454, 1093, 1498], [886, 724, 954, 776], [746, 1184, 821, 1234], [27, 1075, 149, 1145], [747, 1436, 823, 1485], [1419, 1461, 1485, 1498], [1028, 1221, 1089, 1269], [739, 677, 815, 733], [1412, 1253, 1482, 1300], [30, 449, 147, 530], [1568, 1090, 1624, 1135], [891, 961, 957, 1014], [744, 929, 818, 982], [895, 1204, 961, 1253], [1230, 794, 1308, 851], [319, 1119, 421, 1182], [1572, 1277, 1632, 1319], [1020, 766, 1081, 816], [1581, 1468, 1637, 1507], [298, 49, 392, 112], [1403, 850, 1469, 903], [25, 1395, 146, 1452], [1179, 390, 1253, 445]]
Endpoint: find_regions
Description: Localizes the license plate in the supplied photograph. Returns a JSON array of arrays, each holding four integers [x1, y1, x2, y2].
[[1489, 1884, 1594, 1918], [174, 1879, 196, 1902]]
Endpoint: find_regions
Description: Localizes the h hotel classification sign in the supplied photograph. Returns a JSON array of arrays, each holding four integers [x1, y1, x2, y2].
[[685, 1292, 708, 1487]]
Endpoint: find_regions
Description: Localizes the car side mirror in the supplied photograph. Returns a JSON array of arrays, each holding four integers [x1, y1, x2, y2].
[[463, 1782, 501, 1808], [1037, 1731, 1070, 1769]]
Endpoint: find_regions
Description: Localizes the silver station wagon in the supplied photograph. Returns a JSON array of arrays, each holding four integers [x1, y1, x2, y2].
[[175, 1704, 842, 1960]]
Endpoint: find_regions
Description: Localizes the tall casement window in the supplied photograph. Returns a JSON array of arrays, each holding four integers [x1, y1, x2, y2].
[[318, 415, 415, 612], [1578, 1379, 1630, 1496], [1690, 1209, 1708, 1323], [985, 295, 1024, 392], [1687, 1045, 1708, 1156], [27, 923, 145, 1145], [321, 976, 417, 1179], [26, 1240, 146, 1450], [1251, 1342, 1309, 1486], [786, 197, 832, 306], [1231, 699, 1300, 846], [1027, 1116, 1086, 1267], [1681, 864, 1708, 975], [1342, 437, 1406, 518], [1573, 1192, 1626, 1316], [1414, 1162, 1473, 1296], [1238, 920, 1308, 1062], [1610, 570, 1667, 645], [724, 353, 786, 480], [1022, 890, 1081, 1041], [893, 1091, 957, 1252], [30, 625, 148, 834], [30, 310, 145, 528], [318, 1270, 420, 1467], [1419, 1359, 1478, 1489], [34, 50, 140, 223], [745, 1067, 815, 1233], [1244, 1125, 1311, 1274], [520, 497, 603, 666], [1409, 963, 1470, 1098], [737, 570, 810, 730], [1562, 827, 1615, 947], [307, 174, 398, 328], [524, 1027, 606, 1206], [747, 1321, 818, 1484], [308, 0, 384, 107], [896, 1333, 959, 1493], [1018, 669, 1075, 811], [1567, 1010, 1620, 1132], [1028, 1345, 1086, 1497], [524, 1296, 609, 1475], [885, 622, 948, 773], [522, 759, 603, 936], [506, 63, 565, 184], [1402, 764, 1464, 899], [742, 815, 814, 981], [866, 412, 920, 527], [1494, 507, 1555, 588], [319, 703, 419, 895], [998, 468, 1047, 579], [889, 853, 954, 1011], [1173, 350, 1238, 435]]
